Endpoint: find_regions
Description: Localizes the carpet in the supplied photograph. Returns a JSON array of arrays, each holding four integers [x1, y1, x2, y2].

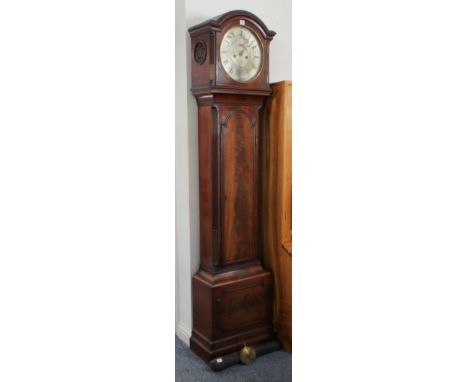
[[175, 336, 292, 382]]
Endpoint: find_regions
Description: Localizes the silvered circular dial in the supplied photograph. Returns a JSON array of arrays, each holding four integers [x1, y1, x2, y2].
[[220, 26, 263, 82]]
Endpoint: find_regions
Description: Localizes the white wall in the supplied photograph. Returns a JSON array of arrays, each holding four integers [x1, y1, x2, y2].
[[175, 0, 291, 345], [175, 0, 196, 345]]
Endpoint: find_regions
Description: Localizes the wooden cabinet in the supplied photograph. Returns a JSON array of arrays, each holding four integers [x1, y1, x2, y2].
[[260, 80, 292, 352], [188, 11, 277, 363]]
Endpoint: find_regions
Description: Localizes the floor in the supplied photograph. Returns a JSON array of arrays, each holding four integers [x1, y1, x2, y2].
[[175, 336, 292, 382]]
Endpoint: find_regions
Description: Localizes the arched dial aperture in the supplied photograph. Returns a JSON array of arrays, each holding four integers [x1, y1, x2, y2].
[[220, 26, 263, 83]]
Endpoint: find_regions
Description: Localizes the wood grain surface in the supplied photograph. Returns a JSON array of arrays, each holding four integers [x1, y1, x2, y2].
[[260, 80, 292, 352], [222, 109, 255, 263], [189, 11, 277, 363]]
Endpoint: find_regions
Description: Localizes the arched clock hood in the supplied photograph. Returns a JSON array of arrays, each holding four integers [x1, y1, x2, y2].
[[189, 10, 276, 97]]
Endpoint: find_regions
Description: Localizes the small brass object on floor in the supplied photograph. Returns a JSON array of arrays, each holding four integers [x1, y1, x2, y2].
[[239, 344, 256, 365], [209, 340, 282, 371]]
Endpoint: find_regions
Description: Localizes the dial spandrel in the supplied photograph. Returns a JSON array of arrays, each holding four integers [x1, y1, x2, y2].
[[220, 26, 263, 83]]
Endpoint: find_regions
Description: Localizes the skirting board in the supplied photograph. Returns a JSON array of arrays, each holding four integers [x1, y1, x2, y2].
[[176, 322, 191, 346]]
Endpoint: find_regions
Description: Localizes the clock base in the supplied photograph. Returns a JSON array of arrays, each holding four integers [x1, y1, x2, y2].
[[189, 266, 275, 363]]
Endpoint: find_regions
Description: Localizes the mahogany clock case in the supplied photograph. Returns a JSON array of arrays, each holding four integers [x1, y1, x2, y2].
[[188, 10, 277, 363]]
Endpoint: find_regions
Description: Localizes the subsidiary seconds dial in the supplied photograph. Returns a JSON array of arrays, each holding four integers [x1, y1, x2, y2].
[[220, 26, 263, 83]]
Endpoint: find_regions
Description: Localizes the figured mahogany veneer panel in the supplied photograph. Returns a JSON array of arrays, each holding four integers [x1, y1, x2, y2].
[[221, 109, 256, 264], [214, 280, 271, 335]]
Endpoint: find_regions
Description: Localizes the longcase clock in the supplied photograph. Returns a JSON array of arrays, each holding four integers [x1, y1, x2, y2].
[[188, 10, 276, 362]]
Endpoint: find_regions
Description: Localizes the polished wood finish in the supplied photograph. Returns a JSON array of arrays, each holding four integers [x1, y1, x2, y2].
[[189, 10, 275, 97], [222, 107, 256, 263], [189, 10, 276, 362], [260, 81, 292, 352]]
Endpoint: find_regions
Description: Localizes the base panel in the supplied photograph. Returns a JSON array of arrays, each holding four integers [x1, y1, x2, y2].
[[190, 268, 275, 363]]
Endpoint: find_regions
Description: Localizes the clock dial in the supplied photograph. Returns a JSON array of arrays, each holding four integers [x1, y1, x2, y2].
[[220, 26, 263, 83]]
